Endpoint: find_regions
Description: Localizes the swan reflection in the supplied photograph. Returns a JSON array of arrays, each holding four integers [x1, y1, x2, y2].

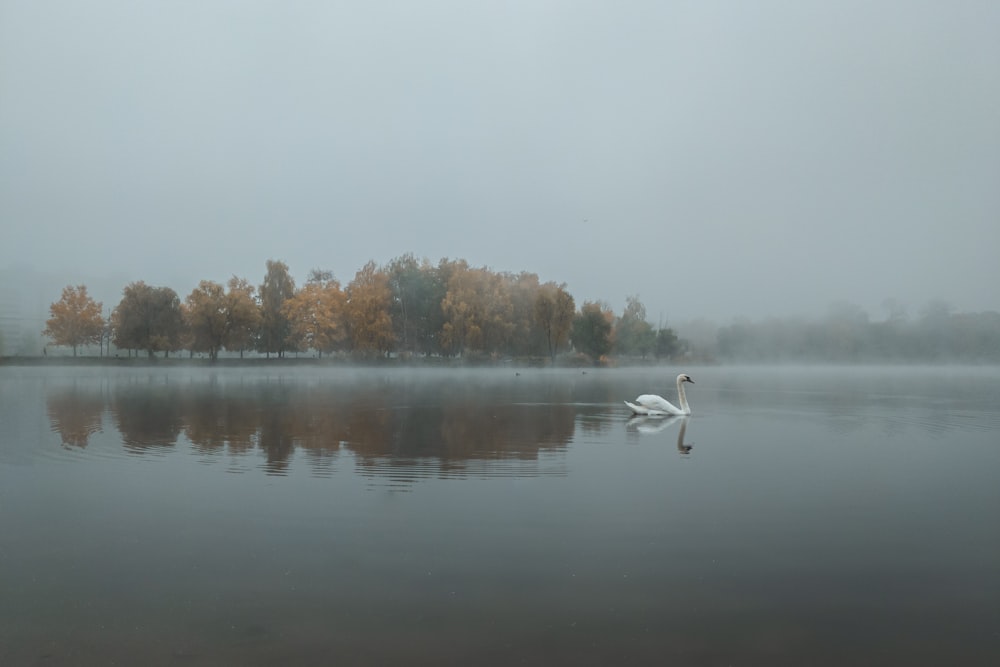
[[626, 415, 692, 454]]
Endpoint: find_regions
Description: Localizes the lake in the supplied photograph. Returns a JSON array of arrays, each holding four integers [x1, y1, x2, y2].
[[1, 365, 998, 666]]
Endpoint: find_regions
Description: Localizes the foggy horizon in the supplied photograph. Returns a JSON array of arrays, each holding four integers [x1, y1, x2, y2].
[[0, 253, 996, 327], [3, 1, 999, 325]]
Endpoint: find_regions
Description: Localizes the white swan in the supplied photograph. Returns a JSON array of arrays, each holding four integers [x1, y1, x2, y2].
[[624, 373, 694, 416]]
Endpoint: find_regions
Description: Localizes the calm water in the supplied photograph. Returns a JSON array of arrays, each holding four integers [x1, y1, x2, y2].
[[1, 365, 998, 666]]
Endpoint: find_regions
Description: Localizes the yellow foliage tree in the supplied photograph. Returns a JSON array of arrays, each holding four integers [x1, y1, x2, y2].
[[183, 281, 228, 360], [345, 260, 394, 356], [440, 265, 513, 356], [282, 273, 347, 357], [43, 285, 105, 356]]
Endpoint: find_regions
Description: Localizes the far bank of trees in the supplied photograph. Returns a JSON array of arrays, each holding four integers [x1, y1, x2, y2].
[[43, 259, 996, 364], [41, 255, 684, 364], [711, 301, 1000, 363]]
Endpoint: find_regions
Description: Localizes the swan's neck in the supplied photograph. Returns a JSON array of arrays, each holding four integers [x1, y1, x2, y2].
[[676, 377, 690, 414]]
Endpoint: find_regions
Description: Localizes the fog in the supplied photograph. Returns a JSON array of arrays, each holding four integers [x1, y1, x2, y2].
[[2, 1, 998, 327]]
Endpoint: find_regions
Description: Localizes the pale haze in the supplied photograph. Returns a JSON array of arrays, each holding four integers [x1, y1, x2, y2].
[[2, 1, 998, 324]]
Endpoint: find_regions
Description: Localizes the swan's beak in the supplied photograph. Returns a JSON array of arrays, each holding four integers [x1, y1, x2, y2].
[[685, 377, 694, 384]]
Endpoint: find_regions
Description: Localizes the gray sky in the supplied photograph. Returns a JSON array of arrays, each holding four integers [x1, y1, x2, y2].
[[2, 0, 998, 323]]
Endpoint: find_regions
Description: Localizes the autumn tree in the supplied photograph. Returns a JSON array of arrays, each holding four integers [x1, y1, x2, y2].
[[440, 264, 513, 356], [534, 282, 575, 363], [258, 259, 296, 358], [571, 301, 614, 364], [43, 285, 105, 356], [111, 282, 184, 358], [282, 270, 346, 357], [223, 276, 261, 358], [615, 295, 656, 358], [183, 281, 228, 360], [345, 260, 394, 356]]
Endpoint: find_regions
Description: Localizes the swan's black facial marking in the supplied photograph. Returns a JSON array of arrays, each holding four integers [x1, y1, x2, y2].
[[683, 375, 694, 384]]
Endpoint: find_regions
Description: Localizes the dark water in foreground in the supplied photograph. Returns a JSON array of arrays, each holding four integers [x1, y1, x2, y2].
[[1, 365, 998, 666]]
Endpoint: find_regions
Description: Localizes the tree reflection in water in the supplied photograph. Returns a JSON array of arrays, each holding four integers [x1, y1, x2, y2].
[[46, 375, 579, 479], [46, 384, 105, 448], [111, 381, 185, 453]]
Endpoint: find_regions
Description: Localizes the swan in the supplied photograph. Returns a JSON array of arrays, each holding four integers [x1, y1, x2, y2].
[[624, 373, 694, 416]]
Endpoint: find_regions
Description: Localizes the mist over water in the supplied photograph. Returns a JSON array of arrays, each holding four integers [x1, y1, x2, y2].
[[2, 365, 998, 666]]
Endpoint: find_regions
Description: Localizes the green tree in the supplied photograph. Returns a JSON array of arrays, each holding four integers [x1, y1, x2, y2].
[[534, 282, 575, 363], [387, 253, 450, 356], [223, 276, 261, 358], [571, 301, 613, 364], [654, 327, 681, 360], [111, 282, 184, 358], [43, 285, 105, 356], [614, 295, 655, 358], [258, 259, 296, 358], [506, 271, 545, 357]]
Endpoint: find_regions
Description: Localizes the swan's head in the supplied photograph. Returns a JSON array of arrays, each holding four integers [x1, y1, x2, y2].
[[677, 373, 694, 384]]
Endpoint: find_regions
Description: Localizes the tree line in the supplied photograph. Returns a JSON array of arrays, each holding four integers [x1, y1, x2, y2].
[[712, 300, 1000, 363], [42, 255, 684, 363]]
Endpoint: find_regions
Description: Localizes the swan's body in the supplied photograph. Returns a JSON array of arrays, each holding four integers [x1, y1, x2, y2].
[[625, 373, 694, 416]]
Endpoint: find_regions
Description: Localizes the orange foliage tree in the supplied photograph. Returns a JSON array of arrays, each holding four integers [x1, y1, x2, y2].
[[43, 285, 105, 356]]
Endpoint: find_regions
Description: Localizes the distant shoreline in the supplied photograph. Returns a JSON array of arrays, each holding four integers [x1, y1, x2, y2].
[[3, 356, 995, 369], [0, 356, 464, 368], [0, 355, 588, 368]]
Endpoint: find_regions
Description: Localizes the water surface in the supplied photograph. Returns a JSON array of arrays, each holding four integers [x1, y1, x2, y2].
[[1, 365, 998, 666]]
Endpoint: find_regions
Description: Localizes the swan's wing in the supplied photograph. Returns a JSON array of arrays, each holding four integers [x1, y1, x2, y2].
[[634, 394, 683, 415], [624, 400, 652, 415]]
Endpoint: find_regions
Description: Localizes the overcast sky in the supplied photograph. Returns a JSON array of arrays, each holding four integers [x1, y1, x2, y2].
[[2, 0, 998, 323]]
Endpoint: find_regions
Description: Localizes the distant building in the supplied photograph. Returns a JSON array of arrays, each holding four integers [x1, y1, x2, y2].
[[0, 269, 48, 355]]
